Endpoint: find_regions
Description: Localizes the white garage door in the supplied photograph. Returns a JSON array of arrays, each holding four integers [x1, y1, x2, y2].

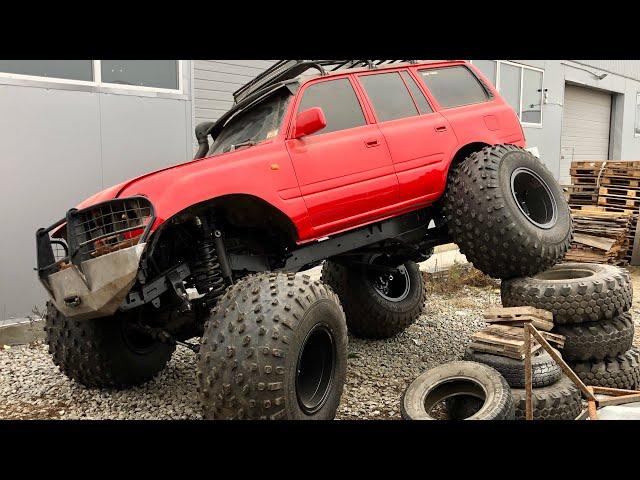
[[560, 84, 612, 183]]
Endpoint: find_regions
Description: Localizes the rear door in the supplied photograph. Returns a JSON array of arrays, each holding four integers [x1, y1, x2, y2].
[[354, 70, 458, 204], [286, 76, 398, 235]]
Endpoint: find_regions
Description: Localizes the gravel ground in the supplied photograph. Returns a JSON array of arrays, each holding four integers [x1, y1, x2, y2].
[[4, 266, 639, 421], [0, 283, 501, 420]]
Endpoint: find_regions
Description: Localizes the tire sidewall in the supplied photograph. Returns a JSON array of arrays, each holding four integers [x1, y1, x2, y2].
[[402, 361, 511, 420], [498, 149, 571, 245]]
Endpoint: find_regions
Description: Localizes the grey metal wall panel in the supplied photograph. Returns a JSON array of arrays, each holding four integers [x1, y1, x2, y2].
[[193, 60, 277, 127], [575, 60, 640, 82], [100, 94, 190, 186], [0, 65, 192, 321]]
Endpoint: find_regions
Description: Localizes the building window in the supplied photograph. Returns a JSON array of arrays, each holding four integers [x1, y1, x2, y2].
[[418, 66, 490, 109], [0, 60, 181, 92], [100, 60, 179, 90], [0, 60, 93, 81], [636, 93, 640, 137], [471, 60, 544, 126]]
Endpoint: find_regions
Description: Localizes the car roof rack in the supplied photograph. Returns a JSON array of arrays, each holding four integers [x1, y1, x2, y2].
[[232, 60, 416, 105]]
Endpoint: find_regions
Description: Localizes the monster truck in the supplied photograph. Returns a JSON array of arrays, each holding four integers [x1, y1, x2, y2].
[[36, 60, 572, 419]]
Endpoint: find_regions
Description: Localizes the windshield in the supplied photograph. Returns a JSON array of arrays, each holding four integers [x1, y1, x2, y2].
[[209, 88, 292, 155]]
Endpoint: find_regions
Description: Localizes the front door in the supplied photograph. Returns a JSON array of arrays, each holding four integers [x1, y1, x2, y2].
[[286, 76, 398, 236]]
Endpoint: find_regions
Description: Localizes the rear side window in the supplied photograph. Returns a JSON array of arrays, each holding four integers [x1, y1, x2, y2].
[[297, 78, 366, 135], [400, 71, 433, 114], [419, 66, 490, 109], [359, 72, 418, 122]]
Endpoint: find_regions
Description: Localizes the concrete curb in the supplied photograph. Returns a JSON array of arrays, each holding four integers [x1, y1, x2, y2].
[[0, 318, 44, 347]]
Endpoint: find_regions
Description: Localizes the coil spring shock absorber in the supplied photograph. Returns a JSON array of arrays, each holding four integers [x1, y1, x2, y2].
[[192, 217, 231, 308]]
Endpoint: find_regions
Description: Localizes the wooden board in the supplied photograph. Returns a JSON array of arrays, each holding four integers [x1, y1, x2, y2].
[[468, 341, 542, 360], [484, 315, 554, 332], [484, 306, 552, 321]]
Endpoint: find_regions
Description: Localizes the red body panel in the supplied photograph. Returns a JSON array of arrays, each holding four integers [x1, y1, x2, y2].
[[73, 61, 525, 244]]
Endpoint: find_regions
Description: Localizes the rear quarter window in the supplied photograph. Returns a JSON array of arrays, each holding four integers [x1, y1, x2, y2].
[[419, 66, 490, 109]]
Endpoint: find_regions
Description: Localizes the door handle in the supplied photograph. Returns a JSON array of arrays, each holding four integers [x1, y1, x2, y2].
[[435, 125, 448, 132], [365, 138, 380, 148]]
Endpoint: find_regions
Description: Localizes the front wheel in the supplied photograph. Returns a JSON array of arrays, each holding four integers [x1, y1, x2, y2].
[[44, 303, 175, 389], [196, 273, 348, 420], [321, 256, 425, 339]]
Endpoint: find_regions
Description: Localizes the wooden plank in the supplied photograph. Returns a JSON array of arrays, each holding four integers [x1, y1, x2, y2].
[[591, 386, 640, 396], [524, 324, 533, 420], [573, 233, 616, 251], [484, 316, 554, 332], [484, 306, 553, 321], [597, 393, 640, 407], [528, 326, 596, 401]]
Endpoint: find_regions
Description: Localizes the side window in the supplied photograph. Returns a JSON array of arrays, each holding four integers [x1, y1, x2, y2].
[[359, 72, 418, 122], [419, 66, 490, 109], [297, 78, 366, 135], [400, 71, 433, 114]]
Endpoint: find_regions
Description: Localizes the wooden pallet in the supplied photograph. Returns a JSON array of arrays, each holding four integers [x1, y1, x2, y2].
[[484, 306, 553, 331], [598, 196, 640, 208], [601, 177, 640, 188], [470, 325, 565, 360], [599, 187, 640, 198], [571, 176, 599, 186]]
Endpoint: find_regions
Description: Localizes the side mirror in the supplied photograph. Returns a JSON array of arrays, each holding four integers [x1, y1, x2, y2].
[[293, 107, 327, 138]]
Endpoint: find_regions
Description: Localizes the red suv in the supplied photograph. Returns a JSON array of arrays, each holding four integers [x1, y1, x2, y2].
[[36, 60, 572, 420]]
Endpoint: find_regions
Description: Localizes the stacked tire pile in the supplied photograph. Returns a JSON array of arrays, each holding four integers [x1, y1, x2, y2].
[[502, 262, 640, 419], [464, 339, 580, 420]]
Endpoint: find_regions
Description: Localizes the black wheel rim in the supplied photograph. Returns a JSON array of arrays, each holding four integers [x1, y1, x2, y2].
[[368, 255, 411, 302], [120, 312, 157, 354], [296, 324, 336, 415], [510, 167, 558, 229]]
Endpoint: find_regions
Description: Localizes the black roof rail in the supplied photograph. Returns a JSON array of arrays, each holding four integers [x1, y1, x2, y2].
[[232, 60, 416, 105]]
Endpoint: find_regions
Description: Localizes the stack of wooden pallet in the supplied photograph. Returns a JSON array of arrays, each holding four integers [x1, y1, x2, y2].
[[564, 206, 632, 265], [470, 307, 564, 360], [567, 160, 640, 265]]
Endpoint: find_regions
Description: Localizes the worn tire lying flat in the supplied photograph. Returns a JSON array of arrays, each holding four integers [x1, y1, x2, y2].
[[511, 375, 583, 420], [464, 347, 562, 388], [44, 302, 174, 389], [401, 361, 515, 420], [569, 347, 640, 390], [554, 314, 634, 361], [321, 259, 425, 339], [501, 263, 632, 324], [197, 273, 348, 420], [444, 144, 572, 279]]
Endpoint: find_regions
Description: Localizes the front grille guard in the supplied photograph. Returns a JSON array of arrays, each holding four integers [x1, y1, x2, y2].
[[36, 196, 155, 280]]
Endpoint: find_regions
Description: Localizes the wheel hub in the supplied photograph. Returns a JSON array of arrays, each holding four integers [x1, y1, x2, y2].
[[510, 167, 558, 229]]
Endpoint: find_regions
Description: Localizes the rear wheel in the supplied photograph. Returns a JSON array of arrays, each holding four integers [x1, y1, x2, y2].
[[444, 144, 572, 279], [44, 302, 175, 389], [321, 256, 425, 339]]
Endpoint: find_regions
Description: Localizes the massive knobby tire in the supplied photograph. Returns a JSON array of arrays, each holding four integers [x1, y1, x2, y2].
[[321, 257, 425, 339], [444, 144, 572, 279], [401, 361, 515, 420], [197, 273, 348, 420], [501, 263, 632, 324], [44, 302, 175, 389], [554, 314, 634, 361], [511, 375, 583, 420], [464, 347, 562, 388], [569, 347, 640, 390]]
